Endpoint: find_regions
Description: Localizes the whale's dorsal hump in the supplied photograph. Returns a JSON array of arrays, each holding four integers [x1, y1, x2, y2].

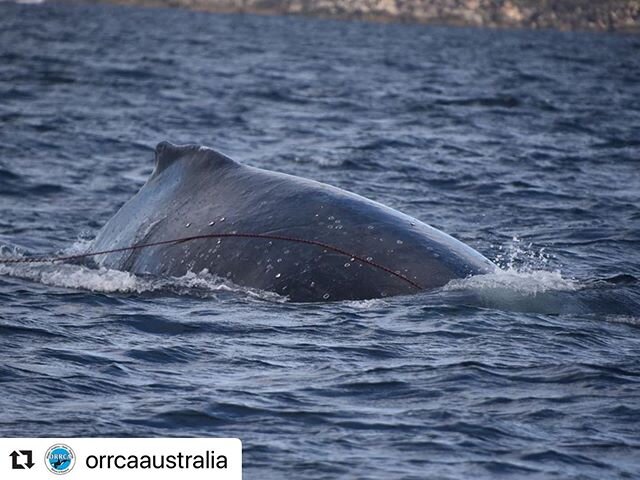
[[152, 141, 236, 179]]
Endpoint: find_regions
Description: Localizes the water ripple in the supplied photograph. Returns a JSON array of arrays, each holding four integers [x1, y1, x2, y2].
[[0, 3, 639, 480]]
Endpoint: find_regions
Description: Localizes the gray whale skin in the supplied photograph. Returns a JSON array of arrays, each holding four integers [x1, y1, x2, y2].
[[92, 142, 496, 302]]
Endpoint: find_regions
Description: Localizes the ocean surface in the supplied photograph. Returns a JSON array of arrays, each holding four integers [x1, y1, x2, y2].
[[1, 2, 640, 478]]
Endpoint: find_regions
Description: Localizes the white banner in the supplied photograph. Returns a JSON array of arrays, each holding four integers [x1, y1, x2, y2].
[[0, 438, 241, 479]]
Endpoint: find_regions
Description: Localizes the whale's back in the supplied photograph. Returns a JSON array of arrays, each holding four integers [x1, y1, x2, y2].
[[92, 143, 495, 301]]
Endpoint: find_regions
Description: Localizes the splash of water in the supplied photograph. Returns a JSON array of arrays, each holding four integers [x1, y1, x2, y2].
[[445, 237, 579, 296], [0, 258, 284, 301]]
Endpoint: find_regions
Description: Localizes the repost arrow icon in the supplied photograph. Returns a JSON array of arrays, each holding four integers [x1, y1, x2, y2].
[[9, 450, 34, 470]]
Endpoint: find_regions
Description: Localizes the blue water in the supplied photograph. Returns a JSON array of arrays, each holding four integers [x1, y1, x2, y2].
[[1, 2, 640, 478]]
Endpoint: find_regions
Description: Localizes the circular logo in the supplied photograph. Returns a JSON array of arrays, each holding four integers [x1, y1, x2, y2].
[[45, 444, 75, 475]]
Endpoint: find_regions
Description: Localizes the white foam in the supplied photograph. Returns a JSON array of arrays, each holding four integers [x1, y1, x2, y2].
[[0, 263, 153, 293], [445, 237, 579, 296], [605, 315, 640, 326], [44, 266, 146, 293], [444, 268, 579, 296], [0, 261, 286, 301], [344, 298, 389, 309], [64, 237, 96, 256]]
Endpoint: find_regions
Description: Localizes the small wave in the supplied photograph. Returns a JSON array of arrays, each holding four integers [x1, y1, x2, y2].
[[605, 315, 640, 326], [437, 237, 594, 314], [0, 244, 24, 258], [0, 262, 150, 293], [434, 95, 521, 108], [447, 237, 578, 296], [439, 265, 640, 317], [0, 260, 285, 301], [445, 269, 579, 296], [343, 298, 390, 309], [65, 237, 98, 256], [1, 237, 284, 300]]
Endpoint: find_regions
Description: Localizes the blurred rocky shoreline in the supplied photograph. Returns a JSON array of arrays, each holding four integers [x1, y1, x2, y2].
[[72, 0, 640, 32]]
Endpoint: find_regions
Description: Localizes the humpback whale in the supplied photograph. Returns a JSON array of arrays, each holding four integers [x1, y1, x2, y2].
[[91, 142, 496, 301]]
